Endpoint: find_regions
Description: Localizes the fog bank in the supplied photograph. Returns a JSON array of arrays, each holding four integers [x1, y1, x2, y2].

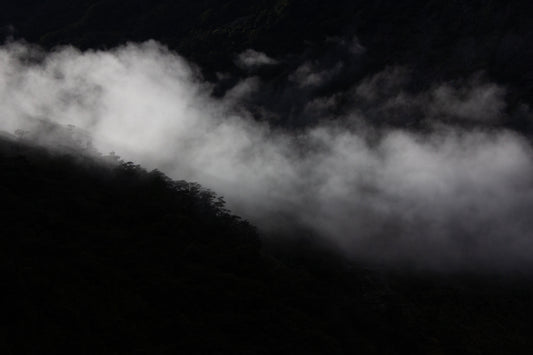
[[1, 41, 533, 270]]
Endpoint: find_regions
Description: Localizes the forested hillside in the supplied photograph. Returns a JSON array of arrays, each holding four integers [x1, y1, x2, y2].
[[2, 136, 533, 354], [2, 1, 532, 105]]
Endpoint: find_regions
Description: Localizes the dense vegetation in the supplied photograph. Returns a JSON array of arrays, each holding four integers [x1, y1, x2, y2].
[[1, 136, 533, 354], [2, 1, 532, 105]]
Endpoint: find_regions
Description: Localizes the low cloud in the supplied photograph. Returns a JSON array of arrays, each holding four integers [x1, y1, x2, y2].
[[289, 61, 344, 88], [430, 80, 506, 122], [235, 49, 278, 69], [1, 41, 533, 271]]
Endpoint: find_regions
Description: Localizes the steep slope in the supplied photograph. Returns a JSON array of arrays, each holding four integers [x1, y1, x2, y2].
[[2, 1, 532, 105], [2, 137, 533, 354]]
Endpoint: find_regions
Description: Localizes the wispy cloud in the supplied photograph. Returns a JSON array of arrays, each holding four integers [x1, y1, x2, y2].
[[235, 49, 278, 69], [2, 41, 533, 271]]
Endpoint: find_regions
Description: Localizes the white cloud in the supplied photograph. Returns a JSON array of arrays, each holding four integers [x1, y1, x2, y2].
[[289, 62, 344, 88], [235, 49, 278, 69], [2, 41, 533, 271]]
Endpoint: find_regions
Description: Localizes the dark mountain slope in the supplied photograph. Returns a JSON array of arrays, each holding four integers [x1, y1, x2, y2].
[[2, 137, 533, 354], [2, 0, 532, 106]]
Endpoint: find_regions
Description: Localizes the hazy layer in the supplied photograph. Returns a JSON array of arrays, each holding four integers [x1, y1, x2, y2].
[[1, 41, 532, 271]]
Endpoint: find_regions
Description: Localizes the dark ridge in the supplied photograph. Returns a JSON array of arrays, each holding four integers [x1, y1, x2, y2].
[[2, 136, 533, 354], [1, 1, 532, 105]]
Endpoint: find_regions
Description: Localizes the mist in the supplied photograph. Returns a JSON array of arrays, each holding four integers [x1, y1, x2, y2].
[[2, 41, 533, 271]]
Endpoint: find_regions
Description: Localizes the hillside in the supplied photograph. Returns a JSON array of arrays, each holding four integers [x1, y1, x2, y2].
[[2, 137, 533, 354], [2, 1, 532, 110]]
